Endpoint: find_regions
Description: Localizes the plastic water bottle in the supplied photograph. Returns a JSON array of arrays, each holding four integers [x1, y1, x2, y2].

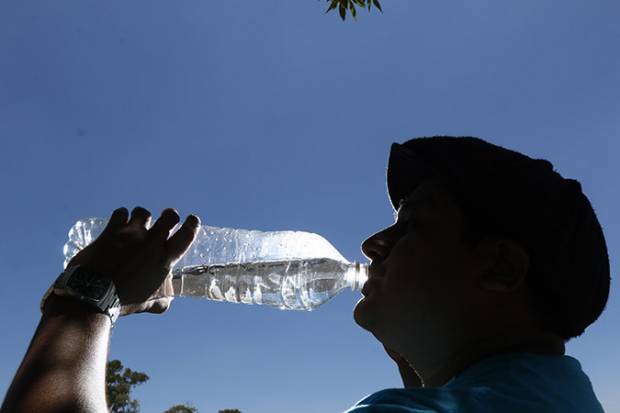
[[63, 218, 368, 311]]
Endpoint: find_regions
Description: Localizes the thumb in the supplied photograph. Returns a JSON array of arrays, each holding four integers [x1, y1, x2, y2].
[[120, 297, 173, 316], [144, 297, 173, 314]]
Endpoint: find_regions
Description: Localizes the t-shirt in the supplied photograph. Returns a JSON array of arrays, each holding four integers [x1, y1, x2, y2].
[[344, 352, 605, 413]]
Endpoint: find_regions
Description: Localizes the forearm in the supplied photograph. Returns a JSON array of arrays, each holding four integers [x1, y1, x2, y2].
[[1, 295, 111, 413]]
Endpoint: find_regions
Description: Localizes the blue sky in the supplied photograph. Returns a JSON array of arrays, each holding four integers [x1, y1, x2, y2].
[[1, 1, 618, 412]]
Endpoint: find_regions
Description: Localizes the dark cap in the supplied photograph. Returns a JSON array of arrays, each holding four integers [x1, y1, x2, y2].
[[387, 136, 610, 340]]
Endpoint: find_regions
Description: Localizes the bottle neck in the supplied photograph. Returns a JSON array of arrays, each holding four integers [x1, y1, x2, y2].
[[346, 262, 369, 291]]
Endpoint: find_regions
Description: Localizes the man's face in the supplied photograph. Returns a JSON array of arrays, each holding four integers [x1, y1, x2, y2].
[[354, 180, 479, 352]]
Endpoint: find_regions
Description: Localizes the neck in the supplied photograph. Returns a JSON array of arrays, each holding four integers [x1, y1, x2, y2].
[[403, 332, 565, 388]]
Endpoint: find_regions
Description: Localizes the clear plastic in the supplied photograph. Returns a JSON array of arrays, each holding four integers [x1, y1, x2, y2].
[[63, 218, 368, 311]]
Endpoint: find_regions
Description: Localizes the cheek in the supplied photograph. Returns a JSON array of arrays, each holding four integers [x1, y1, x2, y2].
[[383, 236, 469, 308], [384, 236, 430, 288]]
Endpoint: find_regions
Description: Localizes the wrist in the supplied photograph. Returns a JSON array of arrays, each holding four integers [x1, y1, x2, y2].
[[40, 265, 121, 326], [42, 294, 111, 327]]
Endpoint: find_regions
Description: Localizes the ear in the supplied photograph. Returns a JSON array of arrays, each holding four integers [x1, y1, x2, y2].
[[476, 239, 530, 293]]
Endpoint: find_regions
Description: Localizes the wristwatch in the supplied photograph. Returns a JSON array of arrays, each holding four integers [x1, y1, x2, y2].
[[40, 265, 121, 325]]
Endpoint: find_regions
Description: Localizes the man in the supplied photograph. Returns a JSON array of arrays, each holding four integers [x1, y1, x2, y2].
[[1, 136, 609, 413]]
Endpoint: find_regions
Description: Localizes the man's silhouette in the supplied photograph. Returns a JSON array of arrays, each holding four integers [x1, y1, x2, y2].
[[1, 137, 609, 412]]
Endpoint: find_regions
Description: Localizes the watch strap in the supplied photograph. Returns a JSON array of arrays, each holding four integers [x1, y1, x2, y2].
[[40, 266, 121, 325]]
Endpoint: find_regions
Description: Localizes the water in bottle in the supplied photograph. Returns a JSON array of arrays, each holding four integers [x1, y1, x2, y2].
[[63, 218, 368, 311]]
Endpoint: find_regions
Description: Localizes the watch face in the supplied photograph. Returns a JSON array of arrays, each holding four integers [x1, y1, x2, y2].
[[67, 269, 110, 300]]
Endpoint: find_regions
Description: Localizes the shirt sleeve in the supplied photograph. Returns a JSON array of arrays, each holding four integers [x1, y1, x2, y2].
[[342, 388, 448, 413], [344, 403, 438, 413]]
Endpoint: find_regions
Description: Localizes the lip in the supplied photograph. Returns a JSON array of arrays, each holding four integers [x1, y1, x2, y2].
[[361, 276, 378, 296], [360, 262, 384, 296], [368, 263, 383, 279], [368, 264, 383, 281]]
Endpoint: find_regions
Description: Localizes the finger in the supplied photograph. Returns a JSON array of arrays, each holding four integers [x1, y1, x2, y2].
[[164, 214, 201, 264], [148, 208, 181, 241], [101, 207, 129, 235], [128, 206, 152, 229]]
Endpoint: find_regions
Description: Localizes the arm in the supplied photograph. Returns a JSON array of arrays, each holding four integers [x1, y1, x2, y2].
[[1, 296, 111, 413], [1, 207, 200, 413]]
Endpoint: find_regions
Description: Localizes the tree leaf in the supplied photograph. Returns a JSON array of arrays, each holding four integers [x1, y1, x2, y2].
[[325, 0, 339, 13], [339, 2, 347, 20], [349, 1, 358, 19], [324, 0, 382, 20], [106, 360, 150, 413], [164, 404, 199, 413]]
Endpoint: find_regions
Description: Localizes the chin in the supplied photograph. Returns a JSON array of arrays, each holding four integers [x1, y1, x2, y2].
[[354, 294, 404, 348], [353, 294, 379, 332]]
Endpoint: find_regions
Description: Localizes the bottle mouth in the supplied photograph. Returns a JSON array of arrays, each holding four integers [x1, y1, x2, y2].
[[349, 262, 369, 291]]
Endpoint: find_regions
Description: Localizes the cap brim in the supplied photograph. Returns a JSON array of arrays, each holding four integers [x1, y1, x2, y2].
[[387, 143, 439, 210]]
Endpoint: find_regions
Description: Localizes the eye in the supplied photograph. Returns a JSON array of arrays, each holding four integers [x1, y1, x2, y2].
[[393, 216, 418, 233], [393, 204, 423, 233]]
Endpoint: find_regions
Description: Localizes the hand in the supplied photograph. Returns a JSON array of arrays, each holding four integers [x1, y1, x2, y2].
[[383, 345, 423, 388], [66, 207, 200, 316]]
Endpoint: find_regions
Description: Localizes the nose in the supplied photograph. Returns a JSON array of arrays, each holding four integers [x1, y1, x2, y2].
[[361, 229, 391, 262]]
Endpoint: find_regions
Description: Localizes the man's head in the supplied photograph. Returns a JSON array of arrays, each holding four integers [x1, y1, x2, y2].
[[353, 137, 610, 381]]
